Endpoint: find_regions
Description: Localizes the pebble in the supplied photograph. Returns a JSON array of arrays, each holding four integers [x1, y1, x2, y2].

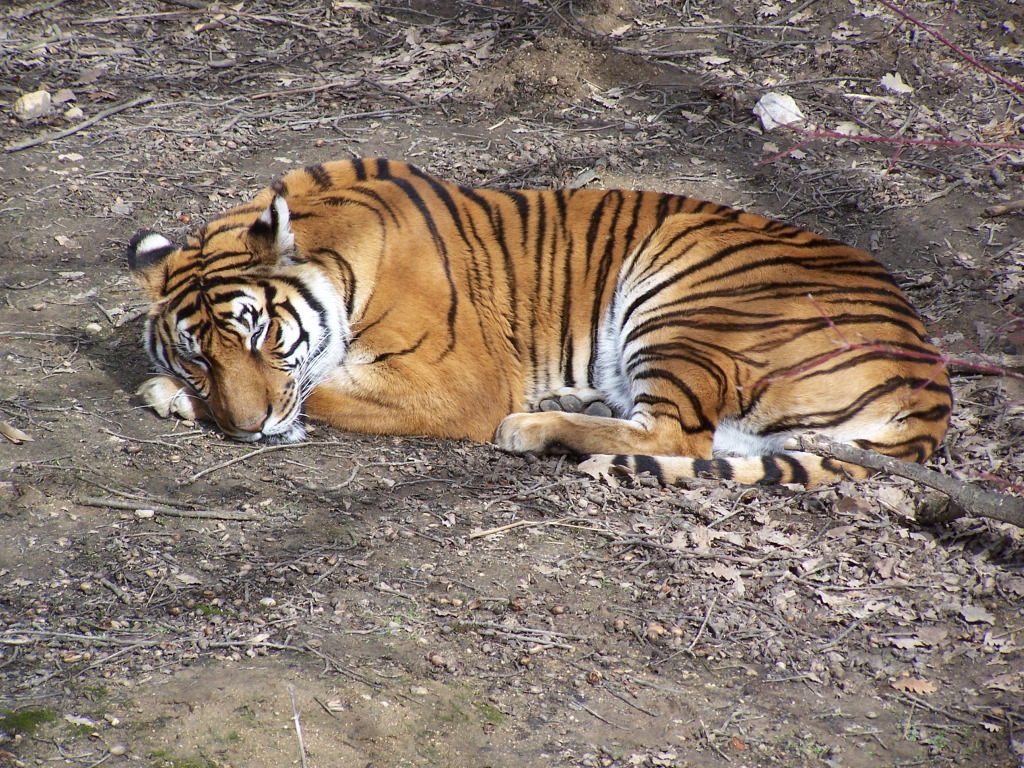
[[65, 106, 84, 120], [109, 744, 128, 756], [14, 90, 52, 121], [85, 322, 103, 337]]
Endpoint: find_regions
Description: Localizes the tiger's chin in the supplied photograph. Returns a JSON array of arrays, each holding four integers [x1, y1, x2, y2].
[[233, 419, 307, 445]]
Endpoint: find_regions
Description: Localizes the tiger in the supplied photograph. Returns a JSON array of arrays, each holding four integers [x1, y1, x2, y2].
[[127, 158, 951, 487]]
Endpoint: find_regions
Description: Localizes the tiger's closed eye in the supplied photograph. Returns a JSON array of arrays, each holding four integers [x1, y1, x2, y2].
[[249, 321, 269, 351]]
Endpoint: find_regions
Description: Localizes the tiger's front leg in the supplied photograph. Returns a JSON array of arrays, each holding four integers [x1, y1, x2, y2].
[[137, 375, 213, 423], [494, 409, 715, 459]]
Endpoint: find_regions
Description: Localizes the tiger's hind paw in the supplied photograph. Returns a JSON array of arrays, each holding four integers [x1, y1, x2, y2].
[[137, 376, 208, 422], [530, 387, 615, 418]]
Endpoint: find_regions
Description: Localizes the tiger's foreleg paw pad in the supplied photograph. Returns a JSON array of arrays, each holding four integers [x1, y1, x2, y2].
[[531, 388, 614, 418], [137, 376, 205, 421]]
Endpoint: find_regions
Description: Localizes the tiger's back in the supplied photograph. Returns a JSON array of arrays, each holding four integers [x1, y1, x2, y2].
[[128, 158, 951, 486]]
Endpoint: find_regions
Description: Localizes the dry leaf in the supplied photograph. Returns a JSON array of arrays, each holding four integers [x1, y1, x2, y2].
[[64, 714, 97, 727], [689, 526, 713, 555], [892, 677, 937, 694], [54, 234, 81, 249], [983, 673, 1022, 693], [707, 563, 741, 581], [666, 530, 689, 552], [880, 72, 913, 94], [915, 627, 948, 647], [578, 455, 622, 487], [960, 605, 996, 625], [0, 421, 33, 444], [890, 636, 922, 650]]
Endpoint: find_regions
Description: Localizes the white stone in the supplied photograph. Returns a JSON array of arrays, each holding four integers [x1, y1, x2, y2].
[[13, 90, 52, 121], [64, 106, 84, 120], [752, 92, 806, 132]]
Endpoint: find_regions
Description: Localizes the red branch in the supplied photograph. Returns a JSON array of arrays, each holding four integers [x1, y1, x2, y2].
[[742, 295, 1024, 391]]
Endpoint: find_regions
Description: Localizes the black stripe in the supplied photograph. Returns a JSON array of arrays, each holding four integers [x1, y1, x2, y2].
[[775, 453, 809, 485], [305, 164, 332, 191], [383, 174, 459, 354], [632, 455, 664, 484], [759, 456, 783, 484], [352, 158, 367, 181]]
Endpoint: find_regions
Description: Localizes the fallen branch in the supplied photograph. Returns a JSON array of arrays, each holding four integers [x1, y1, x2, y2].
[[798, 436, 1024, 528], [983, 199, 1024, 218], [78, 496, 256, 521], [6, 95, 153, 152]]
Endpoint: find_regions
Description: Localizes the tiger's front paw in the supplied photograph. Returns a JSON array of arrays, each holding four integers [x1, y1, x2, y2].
[[495, 412, 578, 455], [137, 376, 208, 422]]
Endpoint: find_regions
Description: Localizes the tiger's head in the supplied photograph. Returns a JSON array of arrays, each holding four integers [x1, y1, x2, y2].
[[127, 195, 346, 443]]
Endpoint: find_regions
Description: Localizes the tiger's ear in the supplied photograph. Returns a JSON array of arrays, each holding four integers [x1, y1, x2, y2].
[[127, 230, 177, 300], [247, 195, 295, 263]]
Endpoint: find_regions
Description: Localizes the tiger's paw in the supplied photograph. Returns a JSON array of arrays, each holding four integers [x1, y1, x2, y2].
[[137, 376, 207, 421], [495, 412, 585, 455], [529, 387, 615, 418], [494, 412, 546, 454]]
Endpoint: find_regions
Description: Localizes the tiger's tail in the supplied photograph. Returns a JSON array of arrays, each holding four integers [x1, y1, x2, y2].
[[579, 451, 872, 487]]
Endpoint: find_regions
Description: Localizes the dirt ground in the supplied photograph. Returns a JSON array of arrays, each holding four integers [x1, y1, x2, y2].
[[2, 1, 1024, 767]]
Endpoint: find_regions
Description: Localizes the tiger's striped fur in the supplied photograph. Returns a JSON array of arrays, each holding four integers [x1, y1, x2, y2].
[[128, 158, 951, 486]]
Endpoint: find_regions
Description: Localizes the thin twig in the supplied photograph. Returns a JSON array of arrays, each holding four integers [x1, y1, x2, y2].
[[6, 95, 153, 152], [186, 440, 347, 482], [686, 594, 718, 654], [288, 684, 309, 768]]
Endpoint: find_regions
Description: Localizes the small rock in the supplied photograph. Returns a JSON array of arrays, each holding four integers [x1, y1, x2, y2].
[[14, 90, 52, 121], [52, 88, 76, 104], [108, 744, 128, 756], [64, 106, 84, 121], [85, 322, 104, 337], [110, 198, 133, 216]]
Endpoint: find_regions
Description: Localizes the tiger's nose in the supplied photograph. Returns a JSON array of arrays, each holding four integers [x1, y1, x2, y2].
[[232, 404, 273, 435]]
